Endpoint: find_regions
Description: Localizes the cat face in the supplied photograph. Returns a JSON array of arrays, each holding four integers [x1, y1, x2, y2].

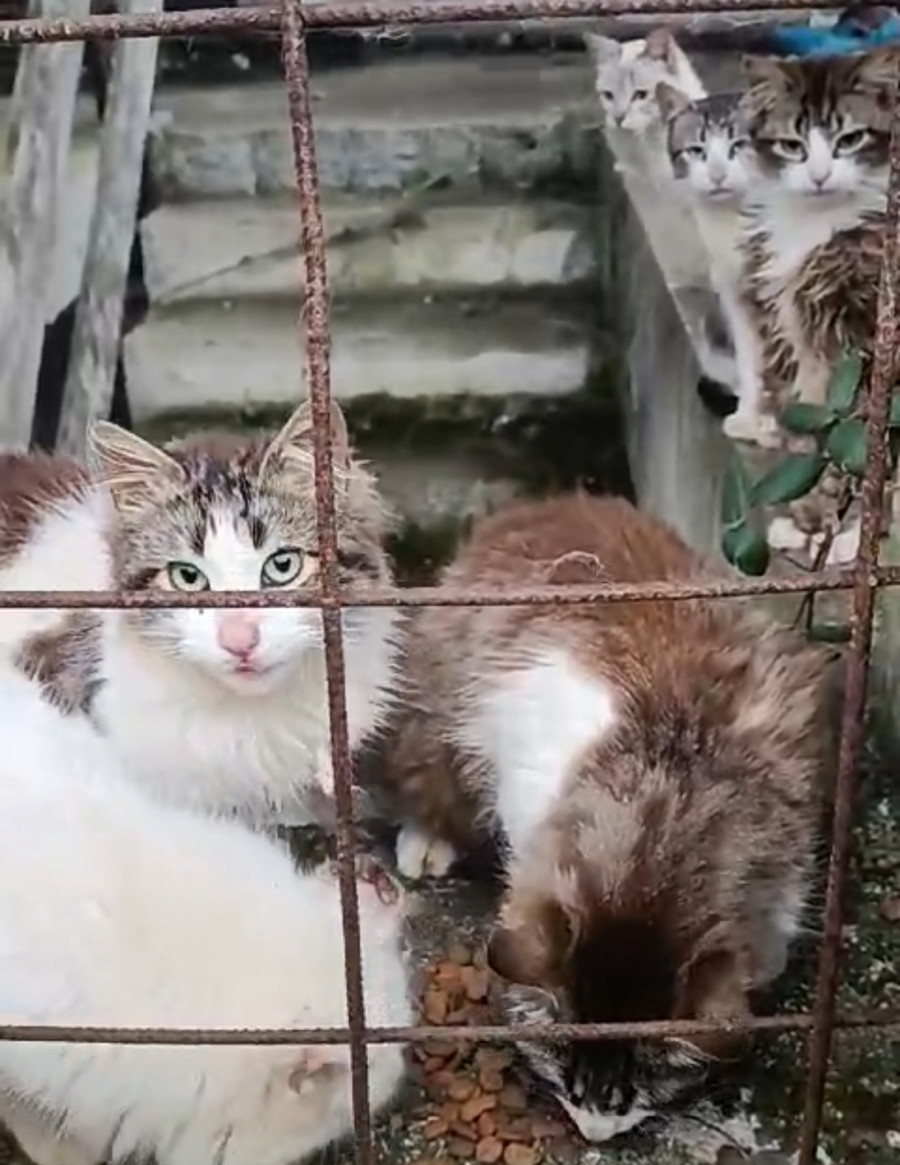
[[488, 903, 744, 1143], [585, 31, 692, 135], [659, 88, 757, 202], [740, 48, 896, 198], [498, 981, 709, 1142], [88, 402, 391, 695]]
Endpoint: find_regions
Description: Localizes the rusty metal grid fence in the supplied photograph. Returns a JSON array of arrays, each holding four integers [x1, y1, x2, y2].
[[0, 2, 899, 1164]]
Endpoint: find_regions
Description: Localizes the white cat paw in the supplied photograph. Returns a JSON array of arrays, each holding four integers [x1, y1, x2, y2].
[[395, 826, 457, 882], [723, 411, 780, 447]]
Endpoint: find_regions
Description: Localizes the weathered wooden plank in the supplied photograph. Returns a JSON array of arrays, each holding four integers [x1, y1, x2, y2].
[[0, 0, 90, 450], [56, 0, 162, 457]]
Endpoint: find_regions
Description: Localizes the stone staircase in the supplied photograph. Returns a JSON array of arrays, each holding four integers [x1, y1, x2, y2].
[[135, 55, 606, 412], [121, 47, 628, 551]]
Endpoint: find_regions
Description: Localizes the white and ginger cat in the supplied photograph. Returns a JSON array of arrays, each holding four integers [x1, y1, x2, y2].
[[0, 661, 410, 1165], [585, 27, 706, 177], [739, 47, 895, 411], [385, 494, 830, 1143], [657, 85, 774, 445], [0, 399, 400, 826]]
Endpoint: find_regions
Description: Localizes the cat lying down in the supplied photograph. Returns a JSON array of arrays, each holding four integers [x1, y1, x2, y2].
[[0, 663, 411, 1165]]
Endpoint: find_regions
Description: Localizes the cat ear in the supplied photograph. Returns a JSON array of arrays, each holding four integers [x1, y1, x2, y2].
[[643, 26, 677, 66], [258, 398, 350, 482], [851, 45, 899, 88], [583, 33, 620, 65], [741, 54, 793, 92], [655, 81, 691, 121], [287, 1048, 343, 1095], [677, 948, 749, 1060], [487, 899, 578, 988], [87, 421, 184, 514]]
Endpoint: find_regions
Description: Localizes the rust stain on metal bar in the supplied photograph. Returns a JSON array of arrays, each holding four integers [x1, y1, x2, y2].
[[280, 3, 372, 1162], [0, 1010, 896, 1047], [796, 76, 900, 1165], [0, 0, 834, 45], [0, 569, 874, 611]]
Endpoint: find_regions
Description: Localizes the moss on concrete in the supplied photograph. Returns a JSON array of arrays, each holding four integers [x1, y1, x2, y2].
[[137, 369, 633, 586]]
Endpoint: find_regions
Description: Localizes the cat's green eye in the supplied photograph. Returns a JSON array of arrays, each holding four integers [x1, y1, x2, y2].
[[601, 90, 614, 101], [167, 562, 210, 593], [261, 549, 305, 588], [835, 129, 868, 155], [685, 145, 706, 160], [773, 138, 807, 162], [633, 89, 649, 101], [729, 139, 750, 158]]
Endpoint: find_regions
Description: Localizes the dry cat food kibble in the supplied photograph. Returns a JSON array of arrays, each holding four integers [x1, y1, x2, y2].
[[410, 943, 568, 1165]]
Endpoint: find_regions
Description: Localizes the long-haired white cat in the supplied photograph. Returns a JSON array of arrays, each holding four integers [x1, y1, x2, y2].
[[0, 663, 410, 1165], [0, 399, 400, 826]]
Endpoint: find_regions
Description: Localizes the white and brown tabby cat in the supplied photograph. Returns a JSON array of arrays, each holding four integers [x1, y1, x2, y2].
[[739, 47, 896, 409], [0, 400, 400, 827], [657, 85, 772, 443], [385, 494, 830, 1142]]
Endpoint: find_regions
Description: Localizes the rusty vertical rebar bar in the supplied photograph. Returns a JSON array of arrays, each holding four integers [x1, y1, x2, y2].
[[796, 77, 900, 1165], [280, 3, 373, 1163]]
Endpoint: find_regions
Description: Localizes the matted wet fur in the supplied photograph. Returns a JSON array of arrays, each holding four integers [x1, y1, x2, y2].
[[0, 401, 400, 827], [737, 47, 896, 408], [385, 494, 832, 1142]]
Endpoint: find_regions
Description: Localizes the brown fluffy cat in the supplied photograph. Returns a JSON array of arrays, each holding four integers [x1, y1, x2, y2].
[[385, 494, 831, 1142]]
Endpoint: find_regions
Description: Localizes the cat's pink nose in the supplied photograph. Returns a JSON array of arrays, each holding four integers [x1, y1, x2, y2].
[[217, 614, 261, 659]]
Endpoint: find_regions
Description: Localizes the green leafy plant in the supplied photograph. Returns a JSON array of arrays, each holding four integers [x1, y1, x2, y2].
[[720, 351, 897, 578]]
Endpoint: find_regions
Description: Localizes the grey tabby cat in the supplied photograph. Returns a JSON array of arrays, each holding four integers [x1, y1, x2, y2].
[[658, 87, 769, 441], [738, 47, 896, 410]]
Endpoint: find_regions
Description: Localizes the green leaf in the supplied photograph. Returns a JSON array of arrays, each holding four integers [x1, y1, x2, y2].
[[825, 352, 864, 415], [749, 453, 827, 506], [779, 402, 836, 435], [721, 455, 753, 530], [722, 523, 770, 577], [826, 417, 868, 477]]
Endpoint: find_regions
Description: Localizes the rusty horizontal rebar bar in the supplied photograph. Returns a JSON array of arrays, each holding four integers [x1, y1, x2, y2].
[[0, 1009, 896, 1046], [0, 567, 888, 610], [0, 0, 838, 45]]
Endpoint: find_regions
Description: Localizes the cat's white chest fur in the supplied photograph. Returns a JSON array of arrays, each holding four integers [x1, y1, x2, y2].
[[759, 192, 878, 287], [95, 608, 398, 826], [457, 647, 617, 855]]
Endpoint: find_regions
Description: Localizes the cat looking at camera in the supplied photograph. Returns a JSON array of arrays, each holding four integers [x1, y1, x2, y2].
[[738, 47, 895, 411], [0, 660, 411, 1165], [384, 494, 830, 1143], [0, 399, 400, 827], [657, 86, 772, 444]]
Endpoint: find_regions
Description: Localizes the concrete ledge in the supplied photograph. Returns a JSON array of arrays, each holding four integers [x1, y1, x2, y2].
[[140, 195, 595, 303], [149, 56, 599, 198], [123, 297, 593, 417]]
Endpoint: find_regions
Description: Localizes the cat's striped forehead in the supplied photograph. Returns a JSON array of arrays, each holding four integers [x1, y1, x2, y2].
[[164, 434, 291, 555], [744, 51, 895, 139], [668, 92, 746, 153]]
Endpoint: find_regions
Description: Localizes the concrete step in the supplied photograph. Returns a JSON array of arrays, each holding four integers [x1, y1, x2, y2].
[[124, 296, 594, 419], [140, 194, 596, 305], [148, 53, 599, 201]]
